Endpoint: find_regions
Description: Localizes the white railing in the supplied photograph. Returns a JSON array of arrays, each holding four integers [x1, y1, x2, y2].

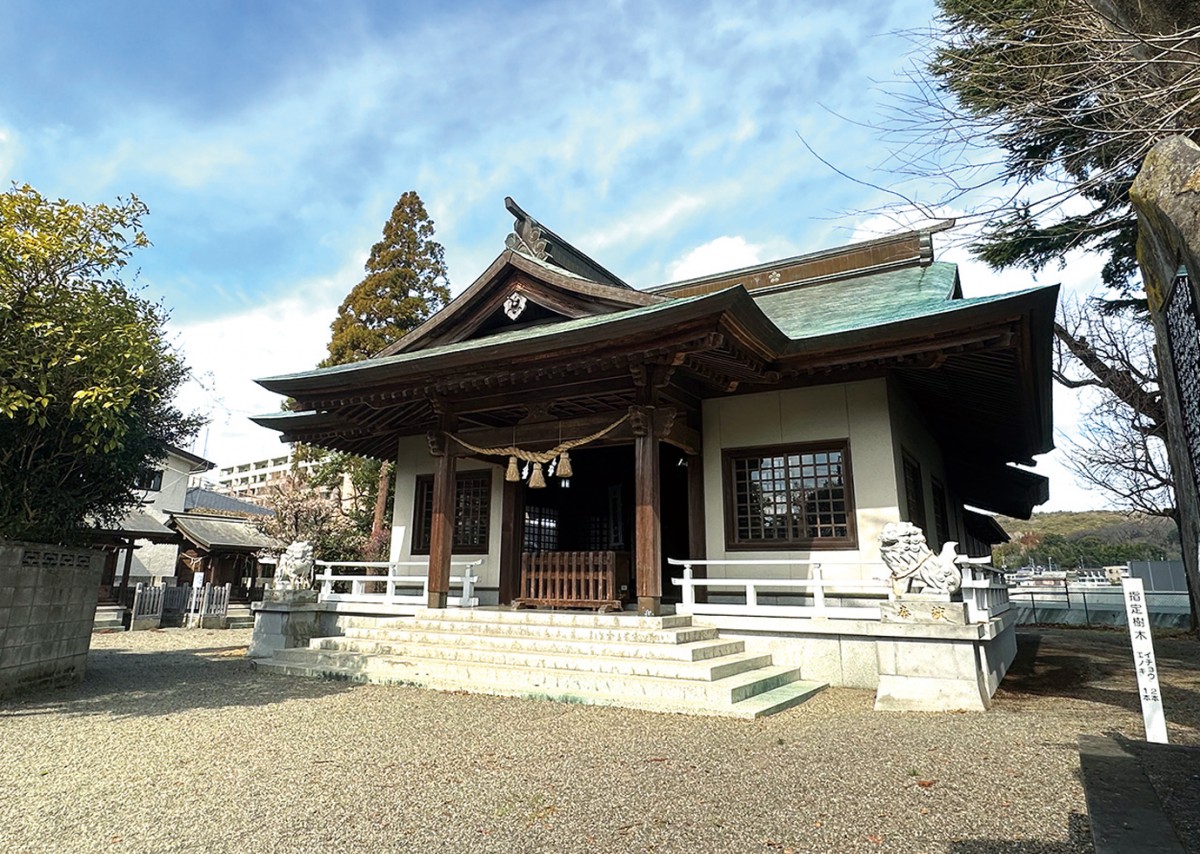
[[959, 562, 1011, 622], [668, 559, 892, 620], [669, 558, 1012, 624], [315, 560, 482, 608]]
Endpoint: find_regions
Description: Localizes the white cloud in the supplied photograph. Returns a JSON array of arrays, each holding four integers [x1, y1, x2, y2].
[[169, 263, 358, 467], [666, 236, 764, 283]]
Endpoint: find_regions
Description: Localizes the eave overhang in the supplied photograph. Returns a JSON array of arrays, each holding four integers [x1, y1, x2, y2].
[[962, 509, 1011, 545], [950, 462, 1050, 521], [254, 282, 1058, 492]]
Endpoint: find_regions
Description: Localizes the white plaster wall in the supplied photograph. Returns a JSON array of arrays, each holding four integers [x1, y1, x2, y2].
[[116, 451, 195, 583], [701, 379, 901, 581], [389, 434, 504, 590], [143, 452, 194, 514]]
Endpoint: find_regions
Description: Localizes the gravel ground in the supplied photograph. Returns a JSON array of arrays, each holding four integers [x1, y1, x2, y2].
[[2, 626, 1198, 854]]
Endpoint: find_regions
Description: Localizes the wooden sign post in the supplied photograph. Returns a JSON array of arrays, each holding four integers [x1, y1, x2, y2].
[[1121, 577, 1169, 744]]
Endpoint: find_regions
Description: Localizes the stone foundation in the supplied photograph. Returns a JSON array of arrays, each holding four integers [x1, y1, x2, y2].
[[707, 610, 1018, 711], [0, 541, 105, 700], [248, 598, 1019, 712], [249, 590, 320, 658]]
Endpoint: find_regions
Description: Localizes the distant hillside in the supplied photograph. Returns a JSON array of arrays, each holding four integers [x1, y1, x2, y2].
[[990, 510, 1179, 568]]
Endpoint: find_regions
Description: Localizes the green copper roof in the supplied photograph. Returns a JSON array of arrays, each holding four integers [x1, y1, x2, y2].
[[259, 292, 714, 386], [753, 262, 961, 338]]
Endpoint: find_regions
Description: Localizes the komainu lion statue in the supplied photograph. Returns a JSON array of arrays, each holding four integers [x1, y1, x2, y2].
[[879, 522, 962, 595], [273, 541, 315, 590]]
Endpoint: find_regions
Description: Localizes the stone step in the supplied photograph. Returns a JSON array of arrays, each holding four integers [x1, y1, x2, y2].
[[351, 621, 719, 646], [310, 637, 770, 681], [323, 630, 743, 662], [92, 606, 126, 632], [258, 649, 808, 711], [385, 608, 695, 630], [257, 656, 823, 718]]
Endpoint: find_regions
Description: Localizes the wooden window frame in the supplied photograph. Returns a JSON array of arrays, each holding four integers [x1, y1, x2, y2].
[[931, 476, 950, 549], [135, 469, 164, 492], [902, 451, 927, 534], [722, 440, 857, 551], [412, 470, 492, 555]]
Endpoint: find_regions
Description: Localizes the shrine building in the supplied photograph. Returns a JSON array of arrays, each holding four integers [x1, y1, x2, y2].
[[248, 199, 1056, 714]]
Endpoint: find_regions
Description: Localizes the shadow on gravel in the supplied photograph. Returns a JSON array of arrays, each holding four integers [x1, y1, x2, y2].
[[947, 812, 1093, 853], [0, 646, 355, 720], [997, 629, 1200, 724]]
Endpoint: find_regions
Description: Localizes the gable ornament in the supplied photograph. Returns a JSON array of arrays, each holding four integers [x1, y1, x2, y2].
[[505, 220, 549, 260], [503, 292, 528, 320]]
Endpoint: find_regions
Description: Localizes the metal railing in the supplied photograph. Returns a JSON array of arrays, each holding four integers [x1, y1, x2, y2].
[[1008, 584, 1191, 628]]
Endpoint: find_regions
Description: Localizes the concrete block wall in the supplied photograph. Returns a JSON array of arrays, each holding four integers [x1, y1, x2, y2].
[[0, 542, 104, 700]]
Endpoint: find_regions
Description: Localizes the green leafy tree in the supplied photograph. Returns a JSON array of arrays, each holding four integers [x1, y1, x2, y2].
[[0, 183, 201, 543], [303, 192, 450, 553]]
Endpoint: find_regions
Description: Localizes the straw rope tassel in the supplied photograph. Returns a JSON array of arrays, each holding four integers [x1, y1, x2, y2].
[[506, 456, 520, 482], [529, 462, 546, 488], [557, 450, 573, 478]]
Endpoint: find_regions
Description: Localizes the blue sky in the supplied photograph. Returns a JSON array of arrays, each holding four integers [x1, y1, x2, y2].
[[1, 1, 1111, 510]]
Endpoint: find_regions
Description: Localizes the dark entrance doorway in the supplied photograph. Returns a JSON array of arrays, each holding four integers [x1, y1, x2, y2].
[[496, 441, 693, 608]]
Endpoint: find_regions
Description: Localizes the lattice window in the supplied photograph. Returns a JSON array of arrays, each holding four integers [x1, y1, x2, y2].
[[523, 506, 559, 552], [723, 442, 856, 549], [412, 470, 492, 554]]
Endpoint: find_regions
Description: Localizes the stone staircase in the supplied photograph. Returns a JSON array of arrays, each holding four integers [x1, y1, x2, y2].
[[91, 604, 126, 632], [226, 604, 255, 630], [254, 608, 825, 718]]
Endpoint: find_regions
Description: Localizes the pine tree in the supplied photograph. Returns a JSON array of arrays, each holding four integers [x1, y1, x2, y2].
[[323, 191, 450, 366]]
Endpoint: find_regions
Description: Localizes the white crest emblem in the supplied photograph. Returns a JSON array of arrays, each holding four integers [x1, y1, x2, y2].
[[503, 292, 528, 320]]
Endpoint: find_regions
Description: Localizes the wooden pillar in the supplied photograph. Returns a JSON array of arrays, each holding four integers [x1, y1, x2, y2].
[[686, 452, 708, 604], [632, 407, 662, 615], [498, 477, 524, 605], [117, 540, 136, 608], [427, 421, 457, 609]]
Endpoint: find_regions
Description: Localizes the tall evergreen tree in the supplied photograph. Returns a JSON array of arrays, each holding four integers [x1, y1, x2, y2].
[[323, 191, 450, 366], [307, 192, 450, 550]]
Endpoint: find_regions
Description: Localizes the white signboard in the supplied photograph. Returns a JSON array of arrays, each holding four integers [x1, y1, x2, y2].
[[1122, 577, 1169, 743]]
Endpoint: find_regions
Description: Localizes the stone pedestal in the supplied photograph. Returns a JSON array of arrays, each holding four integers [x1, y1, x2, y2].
[[872, 607, 1018, 712], [249, 589, 320, 658], [879, 595, 969, 626]]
